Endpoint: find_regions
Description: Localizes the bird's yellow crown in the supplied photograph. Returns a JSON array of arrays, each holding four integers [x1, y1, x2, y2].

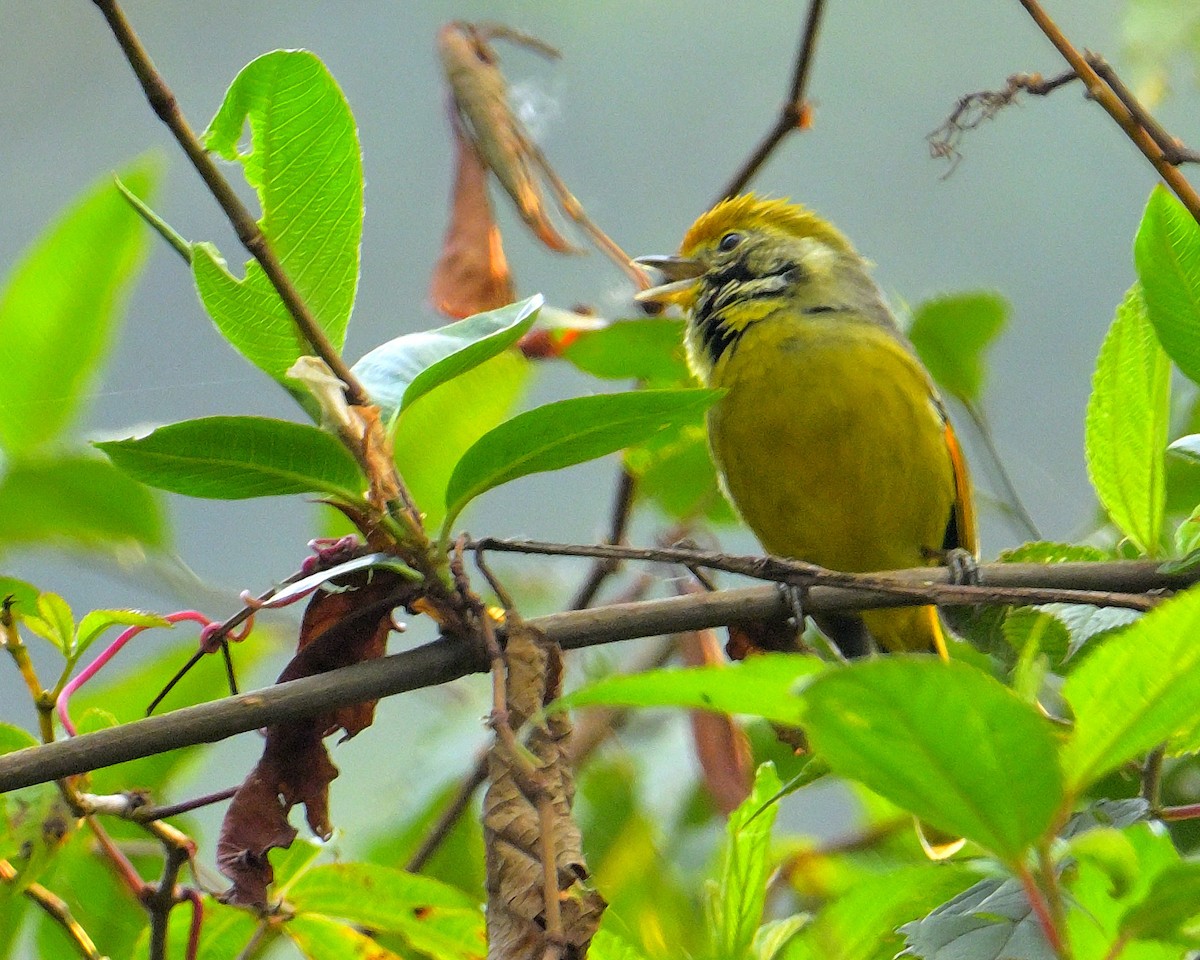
[[679, 194, 856, 257]]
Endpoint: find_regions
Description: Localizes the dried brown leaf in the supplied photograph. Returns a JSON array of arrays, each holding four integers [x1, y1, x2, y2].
[[218, 568, 414, 905], [680, 629, 753, 815], [431, 119, 516, 320], [438, 22, 576, 254], [484, 617, 604, 960]]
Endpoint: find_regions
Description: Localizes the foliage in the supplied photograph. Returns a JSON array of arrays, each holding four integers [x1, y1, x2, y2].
[[2, 19, 1200, 960]]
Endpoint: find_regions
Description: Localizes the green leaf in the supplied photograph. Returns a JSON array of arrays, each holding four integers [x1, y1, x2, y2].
[[442, 387, 722, 536], [709, 763, 782, 960], [96, 416, 364, 501], [1135, 185, 1200, 386], [0, 724, 37, 756], [898, 875, 1053, 960], [588, 929, 653, 960], [754, 917, 808, 960], [802, 658, 1064, 862], [0, 455, 166, 550], [998, 541, 1111, 563], [1119, 862, 1200, 946], [627, 422, 736, 525], [0, 159, 156, 455], [786, 864, 976, 960], [0, 578, 39, 614], [286, 862, 484, 960], [73, 609, 172, 660], [132, 896, 261, 960], [1085, 285, 1170, 555], [285, 914, 406, 960], [552, 654, 822, 726], [563, 317, 691, 383], [193, 50, 362, 386], [352, 295, 541, 425], [21, 593, 74, 653], [907, 292, 1008, 403], [394, 350, 529, 531], [1061, 585, 1200, 791]]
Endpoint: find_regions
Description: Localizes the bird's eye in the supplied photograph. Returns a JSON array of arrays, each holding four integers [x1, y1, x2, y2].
[[717, 231, 743, 253]]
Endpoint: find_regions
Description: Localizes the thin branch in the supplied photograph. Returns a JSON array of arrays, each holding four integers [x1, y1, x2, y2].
[[1017, 862, 1070, 960], [474, 538, 1164, 611], [0, 859, 108, 960], [568, 467, 638, 610], [0, 555, 1193, 794], [89, 0, 367, 404], [1015, 0, 1200, 223], [716, 0, 827, 201], [145, 841, 190, 960], [963, 400, 1041, 541]]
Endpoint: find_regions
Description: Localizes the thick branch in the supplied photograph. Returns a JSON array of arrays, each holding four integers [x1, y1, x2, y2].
[[0, 557, 1193, 795]]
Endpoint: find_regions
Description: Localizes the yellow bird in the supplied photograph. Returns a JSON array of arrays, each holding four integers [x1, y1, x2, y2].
[[636, 195, 977, 657]]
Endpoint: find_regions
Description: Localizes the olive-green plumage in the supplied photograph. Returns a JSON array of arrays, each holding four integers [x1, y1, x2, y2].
[[637, 195, 977, 655]]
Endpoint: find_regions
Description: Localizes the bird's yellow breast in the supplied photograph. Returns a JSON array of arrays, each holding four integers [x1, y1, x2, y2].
[[703, 311, 956, 574]]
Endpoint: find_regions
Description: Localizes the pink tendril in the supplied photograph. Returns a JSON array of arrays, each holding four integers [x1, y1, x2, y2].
[[184, 888, 203, 960], [56, 611, 213, 737]]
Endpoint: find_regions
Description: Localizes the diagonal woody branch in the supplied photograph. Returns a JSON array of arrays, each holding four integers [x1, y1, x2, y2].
[[0, 555, 1195, 795]]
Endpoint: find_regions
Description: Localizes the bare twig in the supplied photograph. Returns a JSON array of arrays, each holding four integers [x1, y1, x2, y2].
[[473, 538, 1163, 611], [716, 0, 827, 201], [568, 468, 638, 610], [0, 860, 108, 960], [1014, 0, 1200, 222], [1, 555, 1193, 795]]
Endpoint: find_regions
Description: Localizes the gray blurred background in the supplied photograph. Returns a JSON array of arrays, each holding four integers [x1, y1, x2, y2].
[[1, 0, 1196, 886]]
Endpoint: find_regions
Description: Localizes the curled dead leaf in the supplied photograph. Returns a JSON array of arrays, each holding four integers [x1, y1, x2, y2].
[[483, 616, 604, 959], [218, 567, 416, 905]]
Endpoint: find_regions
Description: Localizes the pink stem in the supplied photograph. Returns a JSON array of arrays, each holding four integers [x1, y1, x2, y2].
[[56, 611, 213, 736]]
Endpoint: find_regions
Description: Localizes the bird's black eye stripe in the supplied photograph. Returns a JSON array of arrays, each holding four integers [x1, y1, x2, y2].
[[717, 231, 743, 253]]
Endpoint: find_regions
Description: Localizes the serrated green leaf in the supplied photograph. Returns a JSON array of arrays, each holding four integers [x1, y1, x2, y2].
[[194, 50, 362, 386], [1085, 285, 1170, 555], [394, 350, 529, 531], [442, 387, 722, 537], [710, 763, 782, 960], [563, 317, 691, 383], [898, 875, 1053, 960], [287, 863, 483, 960], [96, 416, 364, 501], [1135, 185, 1200, 386], [352, 295, 540, 425], [1061, 585, 1200, 790], [907, 292, 1008, 403], [552, 654, 822, 726], [787, 864, 976, 960], [802, 658, 1063, 862], [998, 541, 1111, 563], [73, 609, 172, 661], [0, 160, 156, 454], [0, 455, 166, 550]]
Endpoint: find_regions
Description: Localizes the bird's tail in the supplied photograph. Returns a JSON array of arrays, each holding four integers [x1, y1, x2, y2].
[[861, 604, 948, 659]]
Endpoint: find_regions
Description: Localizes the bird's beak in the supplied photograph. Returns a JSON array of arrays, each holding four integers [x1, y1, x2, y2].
[[632, 255, 704, 307]]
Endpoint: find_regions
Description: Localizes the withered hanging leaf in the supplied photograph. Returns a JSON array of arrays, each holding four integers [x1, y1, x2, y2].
[[680, 628, 753, 815], [438, 22, 575, 254], [431, 118, 517, 320], [484, 616, 605, 960], [218, 566, 415, 905]]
